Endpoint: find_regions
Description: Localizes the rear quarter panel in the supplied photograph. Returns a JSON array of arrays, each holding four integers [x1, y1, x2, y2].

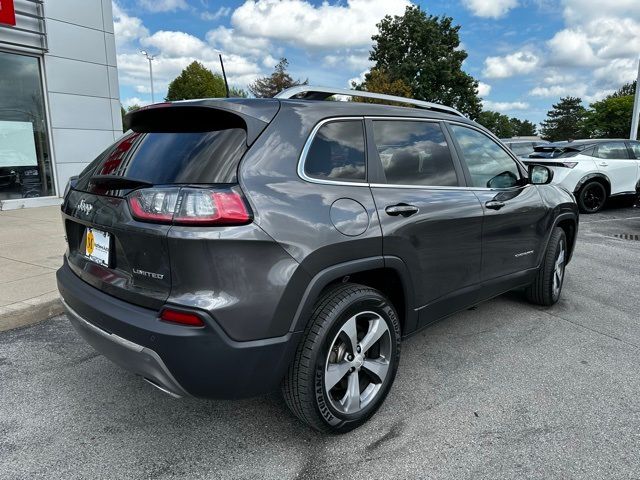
[[238, 103, 383, 331]]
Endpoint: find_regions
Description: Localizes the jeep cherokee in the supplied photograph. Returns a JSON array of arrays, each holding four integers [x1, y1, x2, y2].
[[56, 86, 579, 432]]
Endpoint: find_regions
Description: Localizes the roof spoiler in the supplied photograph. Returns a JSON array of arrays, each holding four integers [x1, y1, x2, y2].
[[124, 99, 280, 144]]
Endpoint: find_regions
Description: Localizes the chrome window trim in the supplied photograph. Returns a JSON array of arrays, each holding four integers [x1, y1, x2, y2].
[[297, 116, 370, 187], [297, 115, 529, 192]]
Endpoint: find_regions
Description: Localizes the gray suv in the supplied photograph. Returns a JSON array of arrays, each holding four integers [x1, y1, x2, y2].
[[56, 86, 578, 432]]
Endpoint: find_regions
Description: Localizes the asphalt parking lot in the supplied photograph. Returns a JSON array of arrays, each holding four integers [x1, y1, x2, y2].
[[1, 205, 639, 480]]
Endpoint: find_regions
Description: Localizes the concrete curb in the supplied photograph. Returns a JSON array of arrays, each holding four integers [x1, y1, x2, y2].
[[0, 293, 64, 332]]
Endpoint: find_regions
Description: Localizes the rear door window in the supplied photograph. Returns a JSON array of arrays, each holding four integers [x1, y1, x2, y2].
[[304, 120, 366, 182], [630, 142, 640, 159], [449, 125, 521, 189], [76, 128, 248, 192], [596, 142, 630, 159], [371, 120, 458, 186]]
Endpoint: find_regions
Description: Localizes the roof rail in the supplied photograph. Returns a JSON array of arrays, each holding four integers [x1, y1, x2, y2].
[[275, 85, 465, 117]]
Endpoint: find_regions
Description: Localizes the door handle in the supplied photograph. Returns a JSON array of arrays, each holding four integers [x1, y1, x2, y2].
[[485, 201, 505, 210], [385, 204, 419, 217]]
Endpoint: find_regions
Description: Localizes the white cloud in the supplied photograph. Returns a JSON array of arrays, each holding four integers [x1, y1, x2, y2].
[[462, 0, 518, 19], [324, 51, 372, 71], [201, 7, 231, 21], [141, 31, 206, 57], [262, 55, 278, 68], [112, 2, 148, 49], [138, 0, 188, 13], [122, 97, 150, 109], [477, 81, 492, 97], [348, 70, 369, 88], [529, 84, 587, 98], [483, 51, 539, 78], [231, 0, 410, 49], [593, 58, 638, 89], [562, 0, 639, 24], [483, 100, 529, 112], [206, 26, 272, 57], [518, 1, 640, 103], [546, 29, 600, 67]]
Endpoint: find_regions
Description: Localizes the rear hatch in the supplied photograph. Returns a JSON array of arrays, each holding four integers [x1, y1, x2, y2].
[[62, 100, 278, 309]]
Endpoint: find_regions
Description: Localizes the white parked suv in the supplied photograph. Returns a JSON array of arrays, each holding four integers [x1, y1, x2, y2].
[[524, 139, 640, 213]]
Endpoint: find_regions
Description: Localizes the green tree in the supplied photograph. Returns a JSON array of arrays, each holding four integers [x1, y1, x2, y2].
[[229, 87, 248, 98], [248, 58, 307, 98], [166, 61, 226, 101], [609, 80, 636, 99], [583, 95, 638, 138], [540, 97, 587, 141], [121, 104, 141, 132], [476, 110, 514, 138], [356, 6, 481, 118], [350, 68, 413, 105], [509, 117, 537, 136]]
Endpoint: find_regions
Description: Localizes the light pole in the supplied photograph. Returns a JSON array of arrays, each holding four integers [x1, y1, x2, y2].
[[140, 50, 155, 103], [631, 56, 640, 141]]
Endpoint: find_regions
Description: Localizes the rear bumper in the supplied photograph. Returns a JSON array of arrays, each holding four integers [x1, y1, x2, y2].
[[57, 260, 301, 399]]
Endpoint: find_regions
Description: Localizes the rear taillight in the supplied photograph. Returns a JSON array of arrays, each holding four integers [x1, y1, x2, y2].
[[562, 162, 578, 168], [127, 187, 251, 226], [160, 309, 205, 327]]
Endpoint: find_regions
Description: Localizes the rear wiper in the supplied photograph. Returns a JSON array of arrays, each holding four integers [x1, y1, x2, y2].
[[88, 175, 152, 189]]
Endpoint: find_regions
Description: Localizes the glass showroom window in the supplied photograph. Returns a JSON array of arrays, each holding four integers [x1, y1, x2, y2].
[[0, 51, 54, 200]]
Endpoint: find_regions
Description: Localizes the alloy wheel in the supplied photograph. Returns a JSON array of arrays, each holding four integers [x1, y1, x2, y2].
[[552, 239, 565, 299], [582, 183, 606, 212], [324, 311, 392, 415]]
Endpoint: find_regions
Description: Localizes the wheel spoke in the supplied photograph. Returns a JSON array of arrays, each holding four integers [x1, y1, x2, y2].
[[359, 317, 389, 354], [341, 371, 360, 413], [362, 358, 389, 384], [325, 361, 351, 391], [340, 314, 359, 355]]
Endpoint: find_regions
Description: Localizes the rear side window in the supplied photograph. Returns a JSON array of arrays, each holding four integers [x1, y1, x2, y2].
[[630, 142, 640, 159], [304, 120, 366, 182], [372, 120, 458, 186], [596, 142, 630, 159], [450, 125, 521, 189], [76, 129, 247, 191]]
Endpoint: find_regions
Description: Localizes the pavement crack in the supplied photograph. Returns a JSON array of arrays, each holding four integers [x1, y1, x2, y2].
[[538, 308, 640, 350]]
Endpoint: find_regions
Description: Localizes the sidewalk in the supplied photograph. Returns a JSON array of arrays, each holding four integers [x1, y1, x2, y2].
[[0, 205, 65, 331]]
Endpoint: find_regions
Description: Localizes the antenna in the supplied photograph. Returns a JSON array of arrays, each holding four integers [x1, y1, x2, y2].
[[219, 53, 230, 98]]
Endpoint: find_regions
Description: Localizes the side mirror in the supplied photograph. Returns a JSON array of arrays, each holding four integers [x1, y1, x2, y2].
[[528, 164, 554, 185]]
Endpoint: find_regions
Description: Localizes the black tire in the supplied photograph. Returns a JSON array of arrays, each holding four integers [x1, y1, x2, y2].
[[577, 181, 607, 213], [282, 283, 401, 433], [525, 227, 567, 306]]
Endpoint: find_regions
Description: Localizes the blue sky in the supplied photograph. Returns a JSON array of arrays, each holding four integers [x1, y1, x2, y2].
[[113, 0, 640, 125]]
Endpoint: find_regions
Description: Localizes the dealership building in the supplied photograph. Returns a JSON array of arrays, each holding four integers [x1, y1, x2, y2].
[[0, 0, 122, 210]]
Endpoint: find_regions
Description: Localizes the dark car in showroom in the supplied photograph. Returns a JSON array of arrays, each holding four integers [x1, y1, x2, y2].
[[57, 86, 578, 432]]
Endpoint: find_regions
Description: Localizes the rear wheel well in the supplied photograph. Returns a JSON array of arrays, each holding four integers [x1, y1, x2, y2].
[[579, 177, 610, 197], [322, 268, 406, 333], [557, 219, 576, 260]]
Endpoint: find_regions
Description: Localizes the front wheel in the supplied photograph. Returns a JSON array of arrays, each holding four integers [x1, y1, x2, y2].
[[282, 283, 401, 433], [525, 227, 567, 306]]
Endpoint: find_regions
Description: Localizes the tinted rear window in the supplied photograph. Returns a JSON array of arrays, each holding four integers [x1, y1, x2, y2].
[[76, 129, 247, 191], [304, 120, 366, 182]]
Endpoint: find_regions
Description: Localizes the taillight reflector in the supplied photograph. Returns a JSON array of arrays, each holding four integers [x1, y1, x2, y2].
[[160, 309, 205, 327]]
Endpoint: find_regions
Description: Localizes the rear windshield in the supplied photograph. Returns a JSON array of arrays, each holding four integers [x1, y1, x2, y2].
[[75, 129, 247, 191]]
